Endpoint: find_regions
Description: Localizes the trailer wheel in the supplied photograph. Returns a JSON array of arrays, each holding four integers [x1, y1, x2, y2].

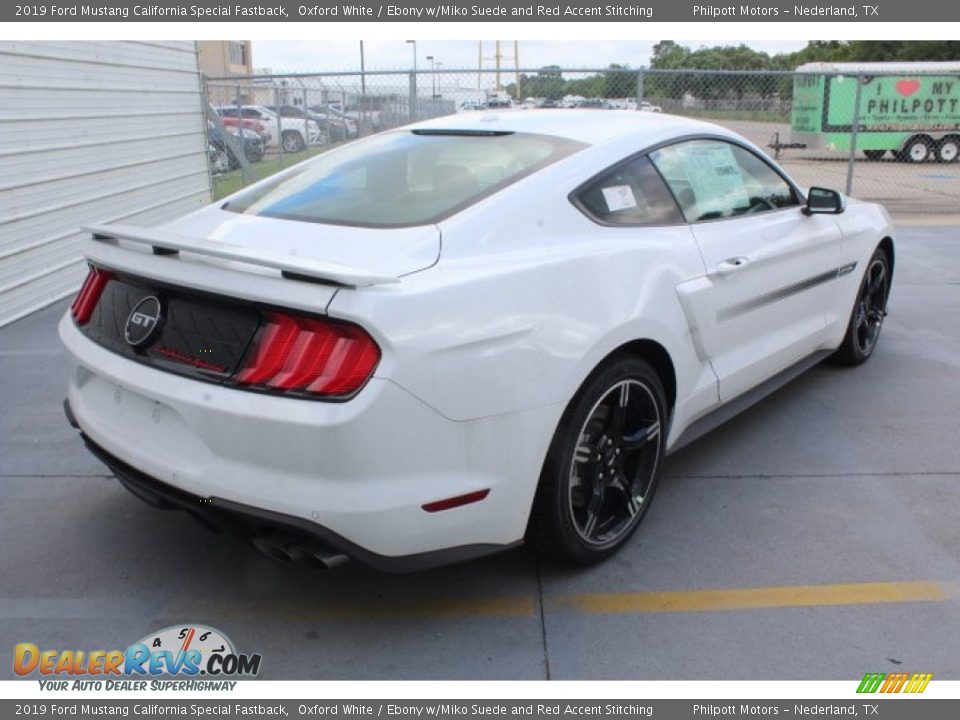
[[864, 150, 886, 161], [901, 136, 933, 163], [937, 136, 960, 164]]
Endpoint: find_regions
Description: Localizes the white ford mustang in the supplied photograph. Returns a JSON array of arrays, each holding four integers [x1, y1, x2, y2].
[[60, 110, 894, 571]]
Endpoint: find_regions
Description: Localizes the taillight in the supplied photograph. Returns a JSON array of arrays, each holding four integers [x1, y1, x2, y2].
[[234, 311, 380, 398], [70, 266, 112, 326]]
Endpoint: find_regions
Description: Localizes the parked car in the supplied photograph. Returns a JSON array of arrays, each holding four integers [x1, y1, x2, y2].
[[459, 100, 487, 112], [576, 99, 614, 109], [310, 105, 360, 139], [639, 101, 663, 113], [343, 107, 384, 131], [62, 111, 894, 570], [207, 121, 264, 170], [207, 143, 230, 175], [216, 105, 323, 152], [267, 104, 342, 142], [217, 116, 271, 143]]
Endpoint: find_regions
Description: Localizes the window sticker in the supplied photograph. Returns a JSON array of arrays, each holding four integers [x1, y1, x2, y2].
[[680, 143, 750, 218], [601, 184, 638, 212]]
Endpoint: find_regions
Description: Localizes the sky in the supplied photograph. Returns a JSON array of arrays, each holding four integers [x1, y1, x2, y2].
[[251, 40, 810, 74]]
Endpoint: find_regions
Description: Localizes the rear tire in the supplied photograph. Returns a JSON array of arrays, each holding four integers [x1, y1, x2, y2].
[[211, 149, 230, 175], [937, 136, 959, 163], [281, 130, 306, 153], [829, 248, 891, 366], [532, 356, 667, 565]]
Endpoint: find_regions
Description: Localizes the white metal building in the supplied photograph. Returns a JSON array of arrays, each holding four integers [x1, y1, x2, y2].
[[0, 41, 211, 327]]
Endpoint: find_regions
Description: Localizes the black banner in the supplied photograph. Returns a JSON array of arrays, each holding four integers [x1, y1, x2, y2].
[[2, 1, 934, 23]]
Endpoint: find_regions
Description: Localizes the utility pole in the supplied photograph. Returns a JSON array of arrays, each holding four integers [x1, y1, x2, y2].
[[359, 40, 366, 129], [514, 41, 520, 101]]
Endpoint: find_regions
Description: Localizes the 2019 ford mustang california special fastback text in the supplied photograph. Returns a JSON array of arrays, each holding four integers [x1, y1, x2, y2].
[[60, 111, 894, 571]]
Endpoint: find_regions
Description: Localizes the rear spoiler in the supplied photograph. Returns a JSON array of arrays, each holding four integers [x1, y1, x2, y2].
[[82, 223, 400, 288]]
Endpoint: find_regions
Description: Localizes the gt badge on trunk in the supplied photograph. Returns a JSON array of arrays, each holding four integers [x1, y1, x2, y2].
[[124, 296, 162, 348]]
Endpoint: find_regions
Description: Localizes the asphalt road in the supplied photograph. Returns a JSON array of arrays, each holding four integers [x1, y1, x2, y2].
[[1, 225, 959, 680]]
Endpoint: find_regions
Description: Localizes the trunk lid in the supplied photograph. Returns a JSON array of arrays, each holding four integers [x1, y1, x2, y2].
[[162, 207, 441, 280]]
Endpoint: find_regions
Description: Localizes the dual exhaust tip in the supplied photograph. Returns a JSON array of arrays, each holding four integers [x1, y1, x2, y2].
[[251, 531, 349, 570]]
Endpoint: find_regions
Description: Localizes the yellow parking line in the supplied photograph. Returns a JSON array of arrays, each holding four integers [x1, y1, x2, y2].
[[154, 581, 959, 624], [160, 595, 537, 622], [552, 580, 960, 615]]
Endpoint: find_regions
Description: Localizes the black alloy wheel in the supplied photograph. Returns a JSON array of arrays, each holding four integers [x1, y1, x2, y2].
[[533, 357, 666, 564], [830, 248, 891, 365]]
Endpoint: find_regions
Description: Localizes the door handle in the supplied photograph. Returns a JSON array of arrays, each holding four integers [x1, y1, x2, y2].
[[715, 256, 751, 277]]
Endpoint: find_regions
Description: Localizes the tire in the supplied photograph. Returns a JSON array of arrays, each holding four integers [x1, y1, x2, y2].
[[829, 248, 891, 366], [210, 149, 230, 175], [864, 150, 886, 161], [532, 356, 667, 565], [937, 136, 960, 163], [900, 136, 933, 163], [281, 130, 306, 153]]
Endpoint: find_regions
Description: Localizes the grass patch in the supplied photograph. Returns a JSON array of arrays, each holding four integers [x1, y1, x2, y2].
[[212, 146, 332, 201]]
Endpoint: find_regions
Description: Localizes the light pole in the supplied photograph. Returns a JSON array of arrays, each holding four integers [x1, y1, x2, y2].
[[406, 40, 417, 72], [406, 40, 417, 120], [359, 40, 366, 129]]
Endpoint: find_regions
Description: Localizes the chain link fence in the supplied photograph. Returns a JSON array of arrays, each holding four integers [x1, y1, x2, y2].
[[203, 67, 960, 215]]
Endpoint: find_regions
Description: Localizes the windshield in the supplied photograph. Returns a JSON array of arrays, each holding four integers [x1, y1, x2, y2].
[[222, 130, 586, 228]]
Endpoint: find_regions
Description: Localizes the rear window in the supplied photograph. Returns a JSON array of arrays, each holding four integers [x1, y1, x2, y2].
[[222, 130, 586, 228]]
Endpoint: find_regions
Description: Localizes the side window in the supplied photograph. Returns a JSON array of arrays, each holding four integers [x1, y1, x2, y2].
[[241, 108, 263, 120], [649, 140, 798, 223], [574, 156, 684, 226]]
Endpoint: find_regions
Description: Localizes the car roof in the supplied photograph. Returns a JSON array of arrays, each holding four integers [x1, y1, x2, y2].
[[406, 109, 736, 147]]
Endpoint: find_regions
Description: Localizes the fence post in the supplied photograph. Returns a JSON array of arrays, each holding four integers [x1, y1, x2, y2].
[[409, 71, 417, 122], [636, 69, 645, 109], [275, 86, 285, 170], [845, 74, 864, 196], [233, 84, 251, 186]]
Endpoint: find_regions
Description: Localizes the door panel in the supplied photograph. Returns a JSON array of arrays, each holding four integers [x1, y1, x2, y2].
[[651, 138, 844, 402], [679, 209, 842, 401]]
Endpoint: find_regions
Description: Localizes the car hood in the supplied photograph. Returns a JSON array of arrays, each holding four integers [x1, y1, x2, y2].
[[160, 207, 441, 280]]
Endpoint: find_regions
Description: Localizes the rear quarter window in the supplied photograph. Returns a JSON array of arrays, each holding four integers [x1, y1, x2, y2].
[[574, 155, 684, 226]]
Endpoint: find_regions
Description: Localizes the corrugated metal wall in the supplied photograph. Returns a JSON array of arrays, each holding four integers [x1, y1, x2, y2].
[[0, 41, 212, 327]]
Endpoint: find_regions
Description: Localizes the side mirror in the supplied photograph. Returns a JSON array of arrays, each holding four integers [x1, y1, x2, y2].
[[803, 187, 846, 215]]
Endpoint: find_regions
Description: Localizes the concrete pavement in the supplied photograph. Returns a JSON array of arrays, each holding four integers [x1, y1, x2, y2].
[[1, 226, 958, 680]]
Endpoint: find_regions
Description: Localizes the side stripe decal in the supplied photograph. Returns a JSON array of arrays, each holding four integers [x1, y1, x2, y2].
[[717, 261, 858, 322]]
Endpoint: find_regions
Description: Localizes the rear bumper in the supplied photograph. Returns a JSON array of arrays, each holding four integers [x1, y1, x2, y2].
[[72, 424, 516, 572], [60, 313, 555, 568]]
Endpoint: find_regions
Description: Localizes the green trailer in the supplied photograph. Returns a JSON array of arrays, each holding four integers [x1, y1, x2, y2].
[[791, 61, 960, 163]]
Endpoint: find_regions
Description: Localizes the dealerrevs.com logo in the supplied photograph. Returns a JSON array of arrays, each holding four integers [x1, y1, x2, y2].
[[14, 625, 261, 689]]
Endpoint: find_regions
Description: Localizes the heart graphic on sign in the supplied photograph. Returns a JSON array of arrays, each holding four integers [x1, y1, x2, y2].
[[896, 79, 921, 97]]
